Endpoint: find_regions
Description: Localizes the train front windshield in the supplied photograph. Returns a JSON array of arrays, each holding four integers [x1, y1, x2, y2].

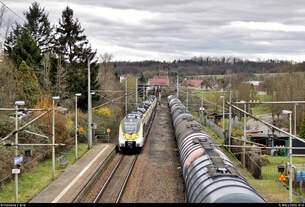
[[121, 118, 141, 134]]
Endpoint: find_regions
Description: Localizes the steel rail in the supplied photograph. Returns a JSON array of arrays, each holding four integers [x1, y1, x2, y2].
[[115, 155, 137, 203], [93, 155, 124, 203], [71, 146, 116, 203]]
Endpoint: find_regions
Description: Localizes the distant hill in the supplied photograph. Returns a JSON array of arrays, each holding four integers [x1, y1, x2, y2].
[[113, 57, 305, 75]]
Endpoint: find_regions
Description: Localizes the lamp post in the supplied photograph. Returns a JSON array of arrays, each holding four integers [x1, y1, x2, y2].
[[88, 57, 93, 150], [125, 79, 128, 115], [228, 90, 232, 152], [199, 107, 205, 123], [186, 86, 189, 110], [136, 77, 138, 107], [240, 100, 246, 168], [220, 96, 224, 132], [75, 93, 81, 159], [283, 109, 293, 203], [90, 91, 96, 145], [201, 87, 203, 108], [14, 100, 24, 203], [52, 96, 60, 180], [176, 74, 179, 98]]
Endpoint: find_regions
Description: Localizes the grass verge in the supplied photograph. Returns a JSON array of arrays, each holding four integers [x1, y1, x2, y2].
[[203, 125, 300, 203], [0, 143, 88, 203]]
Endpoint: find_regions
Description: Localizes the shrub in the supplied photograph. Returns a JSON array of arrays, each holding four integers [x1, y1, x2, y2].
[[34, 94, 70, 144], [16, 61, 41, 107]]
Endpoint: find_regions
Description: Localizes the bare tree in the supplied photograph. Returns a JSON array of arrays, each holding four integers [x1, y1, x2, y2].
[[0, 5, 6, 29], [41, 52, 51, 92], [55, 56, 68, 99], [0, 56, 17, 106]]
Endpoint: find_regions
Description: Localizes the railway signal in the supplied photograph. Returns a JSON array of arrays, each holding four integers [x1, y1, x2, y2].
[[278, 173, 287, 182], [107, 128, 111, 143]]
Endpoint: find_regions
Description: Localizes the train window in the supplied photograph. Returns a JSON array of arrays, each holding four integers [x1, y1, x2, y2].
[[122, 119, 141, 134]]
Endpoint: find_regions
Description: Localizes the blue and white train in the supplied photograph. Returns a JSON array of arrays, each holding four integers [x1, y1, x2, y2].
[[118, 95, 157, 151]]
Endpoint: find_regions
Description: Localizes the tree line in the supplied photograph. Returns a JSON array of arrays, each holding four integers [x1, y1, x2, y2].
[[114, 57, 305, 76], [1, 2, 99, 110]]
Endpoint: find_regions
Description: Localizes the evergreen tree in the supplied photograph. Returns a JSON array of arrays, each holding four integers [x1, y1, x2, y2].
[[24, 2, 54, 53], [55, 6, 99, 110], [9, 29, 42, 68], [17, 61, 41, 106], [300, 113, 305, 138], [5, 2, 54, 54], [4, 23, 23, 56], [139, 72, 146, 83]]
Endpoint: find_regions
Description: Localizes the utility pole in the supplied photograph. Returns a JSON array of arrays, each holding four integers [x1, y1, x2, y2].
[[136, 77, 138, 107], [228, 90, 232, 152], [294, 104, 297, 135], [15, 104, 18, 203], [14, 101, 24, 203], [88, 58, 92, 149], [221, 96, 224, 132], [289, 111, 293, 203], [159, 86, 161, 103], [242, 102, 246, 168], [176, 75, 179, 98], [75, 93, 81, 159], [125, 78, 127, 115], [52, 96, 59, 180], [186, 86, 189, 110], [201, 87, 203, 108]]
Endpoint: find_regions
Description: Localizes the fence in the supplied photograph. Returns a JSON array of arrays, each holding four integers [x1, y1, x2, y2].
[[201, 114, 305, 202]]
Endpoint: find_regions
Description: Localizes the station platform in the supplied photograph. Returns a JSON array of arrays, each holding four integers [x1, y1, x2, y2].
[[30, 143, 116, 203]]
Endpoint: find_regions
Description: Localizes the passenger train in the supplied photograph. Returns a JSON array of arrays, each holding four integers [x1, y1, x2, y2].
[[118, 95, 157, 151]]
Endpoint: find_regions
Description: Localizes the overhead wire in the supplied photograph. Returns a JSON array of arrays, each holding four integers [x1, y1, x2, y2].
[[0, 1, 26, 23]]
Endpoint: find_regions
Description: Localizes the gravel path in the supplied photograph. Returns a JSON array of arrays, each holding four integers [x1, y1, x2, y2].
[[120, 103, 185, 203]]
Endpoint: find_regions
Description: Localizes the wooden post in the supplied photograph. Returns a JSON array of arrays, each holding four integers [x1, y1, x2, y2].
[[300, 174, 303, 194]]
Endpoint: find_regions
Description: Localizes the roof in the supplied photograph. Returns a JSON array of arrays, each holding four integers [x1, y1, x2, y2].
[[246, 129, 264, 134], [184, 80, 203, 88], [148, 75, 169, 86]]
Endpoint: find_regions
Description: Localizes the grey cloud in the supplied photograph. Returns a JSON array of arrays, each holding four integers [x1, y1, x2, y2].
[[4, 0, 305, 61]]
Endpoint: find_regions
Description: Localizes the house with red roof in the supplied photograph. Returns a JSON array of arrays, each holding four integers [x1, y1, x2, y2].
[[148, 75, 169, 86], [183, 79, 203, 88]]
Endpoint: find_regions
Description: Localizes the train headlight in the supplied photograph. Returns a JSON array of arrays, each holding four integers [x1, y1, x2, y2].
[[132, 134, 136, 139], [125, 134, 131, 139]]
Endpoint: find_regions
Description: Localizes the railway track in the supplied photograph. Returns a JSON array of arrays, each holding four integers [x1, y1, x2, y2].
[[93, 154, 137, 203]]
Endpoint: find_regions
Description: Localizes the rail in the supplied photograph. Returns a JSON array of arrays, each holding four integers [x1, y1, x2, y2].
[[72, 146, 116, 203], [93, 154, 137, 203]]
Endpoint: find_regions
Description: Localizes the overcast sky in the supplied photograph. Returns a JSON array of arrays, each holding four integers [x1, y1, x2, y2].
[[2, 0, 305, 61]]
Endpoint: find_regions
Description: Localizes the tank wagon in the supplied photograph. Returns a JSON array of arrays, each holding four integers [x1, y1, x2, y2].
[[168, 95, 265, 203], [118, 95, 157, 151]]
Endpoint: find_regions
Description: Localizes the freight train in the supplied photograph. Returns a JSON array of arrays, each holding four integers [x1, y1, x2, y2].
[[118, 95, 157, 151], [168, 95, 265, 203]]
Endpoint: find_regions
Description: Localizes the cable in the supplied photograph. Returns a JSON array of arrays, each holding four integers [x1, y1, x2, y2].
[[0, 1, 26, 23], [92, 91, 137, 110]]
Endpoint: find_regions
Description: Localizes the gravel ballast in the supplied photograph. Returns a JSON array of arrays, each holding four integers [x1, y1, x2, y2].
[[120, 103, 185, 203]]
